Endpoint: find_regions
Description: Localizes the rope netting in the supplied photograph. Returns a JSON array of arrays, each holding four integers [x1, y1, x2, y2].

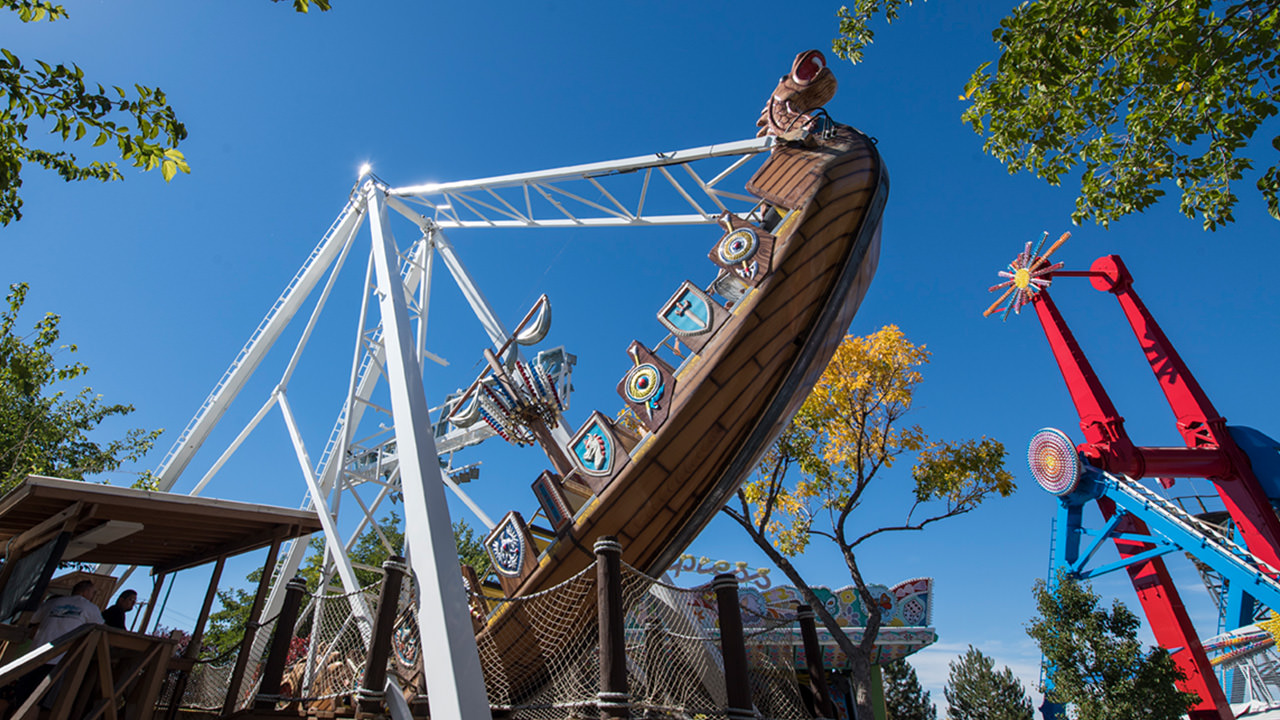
[[177, 560, 815, 718], [159, 581, 380, 714], [626, 567, 807, 720], [155, 613, 281, 712], [254, 581, 380, 712], [476, 561, 601, 716], [471, 561, 808, 719]]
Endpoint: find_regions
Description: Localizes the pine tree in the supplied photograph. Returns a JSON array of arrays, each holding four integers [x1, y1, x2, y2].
[[943, 645, 1033, 720], [1027, 575, 1197, 720], [883, 658, 936, 720]]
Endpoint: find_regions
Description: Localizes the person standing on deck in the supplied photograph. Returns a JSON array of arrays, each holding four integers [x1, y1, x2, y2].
[[102, 589, 137, 630]]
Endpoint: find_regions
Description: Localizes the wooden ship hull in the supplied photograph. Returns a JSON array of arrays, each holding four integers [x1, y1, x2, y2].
[[478, 123, 888, 696]]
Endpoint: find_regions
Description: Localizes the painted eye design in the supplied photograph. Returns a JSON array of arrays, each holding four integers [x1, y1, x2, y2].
[[792, 50, 826, 83], [625, 364, 662, 404], [718, 228, 759, 264]]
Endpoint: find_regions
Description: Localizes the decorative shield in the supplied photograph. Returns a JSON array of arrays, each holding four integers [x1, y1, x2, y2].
[[393, 623, 420, 668], [708, 212, 775, 288], [485, 512, 536, 587], [531, 470, 573, 532], [563, 412, 631, 495], [571, 415, 615, 478], [487, 522, 524, 577], [616, 342, 676, 433], [657, 281, 727, 354]]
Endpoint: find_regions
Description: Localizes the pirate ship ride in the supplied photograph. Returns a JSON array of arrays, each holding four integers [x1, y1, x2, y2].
[[0, 49, 889, 718], [461, 48, 887, 692]]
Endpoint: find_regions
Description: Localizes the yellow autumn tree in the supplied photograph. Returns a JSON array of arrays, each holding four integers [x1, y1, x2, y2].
[[722, 325, 1014, 718]]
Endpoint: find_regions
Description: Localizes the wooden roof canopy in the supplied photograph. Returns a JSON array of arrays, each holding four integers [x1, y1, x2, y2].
[[0, 476, 323, 575]]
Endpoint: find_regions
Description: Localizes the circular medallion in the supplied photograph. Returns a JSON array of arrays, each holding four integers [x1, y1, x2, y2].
[[625, 364, 662, 404], [718, 228, 759, 264], [1028, 427, 1081, 496], [393, 623, 420, 667]]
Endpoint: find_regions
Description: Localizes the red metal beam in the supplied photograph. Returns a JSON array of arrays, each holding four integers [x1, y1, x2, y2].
[[1090, 255, 1280, 575], [1097, 497, 1229, 719], [1032, 291, 1138, 470]]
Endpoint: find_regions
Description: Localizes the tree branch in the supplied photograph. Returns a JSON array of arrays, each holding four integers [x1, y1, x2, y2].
[[756, 455, 788, 536], [849, 506, 975, 548]]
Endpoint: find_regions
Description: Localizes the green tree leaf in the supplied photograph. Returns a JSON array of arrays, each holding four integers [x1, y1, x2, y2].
[[0, 282, 161, 492], [0, 1, 331, 225], [1027, 574, 1199, 719], [724, 326, 1015, 720], [883, 658, 937, 720], [204, 513, 485, 657], [834, 0, 1280, 230]]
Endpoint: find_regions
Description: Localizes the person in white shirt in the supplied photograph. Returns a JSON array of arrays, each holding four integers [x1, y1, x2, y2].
[[0, 580, 104, 710], [32, 580, 105, 652]]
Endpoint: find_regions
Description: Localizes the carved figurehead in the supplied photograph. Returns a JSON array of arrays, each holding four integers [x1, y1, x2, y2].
[[756, 49, 838, 141]]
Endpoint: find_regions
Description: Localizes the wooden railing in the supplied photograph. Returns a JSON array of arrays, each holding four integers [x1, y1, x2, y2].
[[0, 624, 178, 720]]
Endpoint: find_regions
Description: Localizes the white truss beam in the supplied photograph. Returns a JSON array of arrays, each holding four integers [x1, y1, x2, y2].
[[146, 137, 770, 712], [278, 391, 372, 623], [386, 137, 771, 229]]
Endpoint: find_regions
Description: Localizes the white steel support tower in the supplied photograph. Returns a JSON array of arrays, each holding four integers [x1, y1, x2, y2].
[[366, 184, 489, 717], [145, 137, 772, 717]]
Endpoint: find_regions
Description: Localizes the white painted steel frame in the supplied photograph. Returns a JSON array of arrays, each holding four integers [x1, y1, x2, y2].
[[388, 137, 771, 228], [367, 185, 491, 719], [153, 198, 368, 489]]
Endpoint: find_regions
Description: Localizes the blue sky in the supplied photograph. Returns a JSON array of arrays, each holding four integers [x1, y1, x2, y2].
[[3, 0, 1278, 709]]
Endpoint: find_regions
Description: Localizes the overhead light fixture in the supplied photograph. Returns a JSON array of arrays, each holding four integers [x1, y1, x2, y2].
[[63, 520, 145, 560]]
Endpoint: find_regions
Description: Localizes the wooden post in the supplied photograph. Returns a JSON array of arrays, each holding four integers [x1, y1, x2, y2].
[[255, 576, 308, 711], [595, 537, 628, 720], [713, 573, 753, 720], [137, 572, 164, 633], [358, 555, 407, 717], [796, 604, 836, 718], [189, 556, 225, 657], [165, 555, 225, 720], [222, 537, 283, 715]]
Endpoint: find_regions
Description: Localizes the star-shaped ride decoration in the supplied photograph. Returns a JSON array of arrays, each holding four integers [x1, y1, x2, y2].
[[984, 231, 1071, 320]]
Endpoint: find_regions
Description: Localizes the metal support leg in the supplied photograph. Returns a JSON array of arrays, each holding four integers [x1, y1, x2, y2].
[[366, 184, 490, 720]]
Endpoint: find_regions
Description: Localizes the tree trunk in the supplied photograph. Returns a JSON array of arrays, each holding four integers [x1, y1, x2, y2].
[[840, 538, 885, 720], [730, 520, 880, 719]]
